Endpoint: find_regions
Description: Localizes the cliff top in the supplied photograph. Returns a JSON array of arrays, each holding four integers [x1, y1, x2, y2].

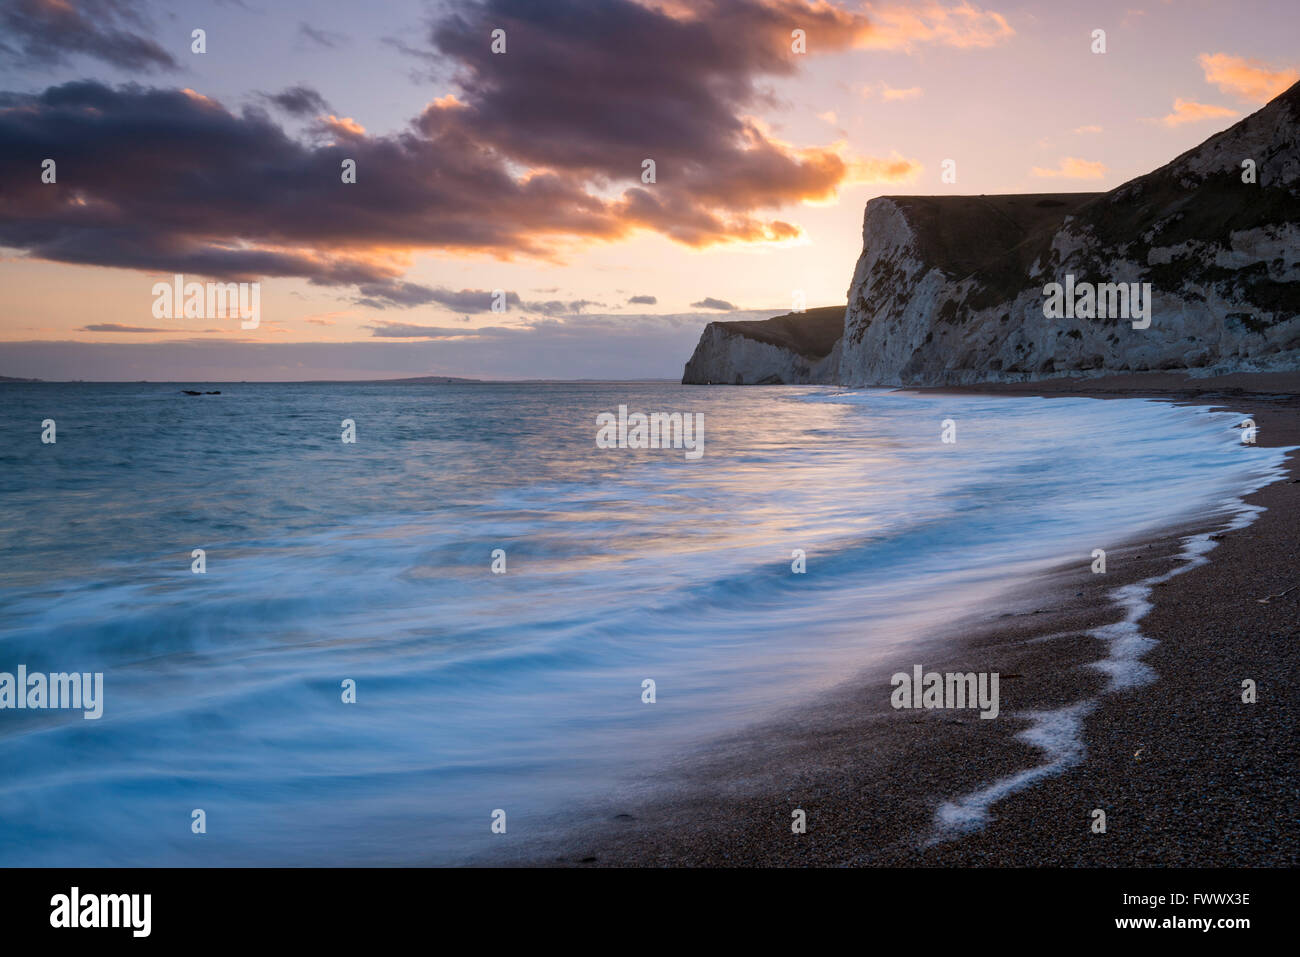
[[712, 305, 846, 359]]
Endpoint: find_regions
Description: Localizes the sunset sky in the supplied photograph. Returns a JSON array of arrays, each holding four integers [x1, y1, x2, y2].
[[1, 0, 1296, 380]]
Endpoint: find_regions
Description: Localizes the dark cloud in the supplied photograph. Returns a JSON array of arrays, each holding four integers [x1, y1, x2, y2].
[[429, 287, 523, 312], [381, 35, 440, 64], [0, 79, 651, 286], [0, 0, 178, 72], [380, 35, 446, 85], [690, 297, 737, 310], [627, 295, 657, 305], [79, 323, 169, 333], [414, 0, 871, 240], [263, 85, 331, 117], [297, 23, 348, 49], [0, 1, 926, 301], [522, 299, 603, 315], [355, 284, 525, 312]]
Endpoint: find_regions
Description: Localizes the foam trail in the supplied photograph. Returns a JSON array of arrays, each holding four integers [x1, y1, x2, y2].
[[935, 702, 1093, 835], [930, 491, 1274, 841]]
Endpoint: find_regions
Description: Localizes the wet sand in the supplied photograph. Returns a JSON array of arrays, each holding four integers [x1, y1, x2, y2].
[[509, 371, 1299, 867]]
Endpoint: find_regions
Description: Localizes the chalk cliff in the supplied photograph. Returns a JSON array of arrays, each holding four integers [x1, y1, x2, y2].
[[684, 80, 1300, 387], [681, 305, 844, 384]]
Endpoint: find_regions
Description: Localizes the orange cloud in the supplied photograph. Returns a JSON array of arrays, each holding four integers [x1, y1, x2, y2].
[[845, 153, 924, 184], [1199, 53, 1298, 103], [860, 1, 1014, 51], [881, 85, 923, 101], [1153, 98, 1237, 127], [321, 115, 366, 137], [179, 88, 220, 109], [1031, 157, 1108, 179], [860, 82, 924, 101]]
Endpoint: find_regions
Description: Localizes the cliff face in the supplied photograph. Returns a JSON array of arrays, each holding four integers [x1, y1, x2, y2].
[[681, 305, 844, 384], [684, 80, 1300, 387], [839, 80, 1300, 386]]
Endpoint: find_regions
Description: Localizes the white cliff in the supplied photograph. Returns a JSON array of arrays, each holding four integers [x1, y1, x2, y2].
[[837, 79, 1300, 386], [684, 80, 1300, 387], [682, 306, 844, 384]]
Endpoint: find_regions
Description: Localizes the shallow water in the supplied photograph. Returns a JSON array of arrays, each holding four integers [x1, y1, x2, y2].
[[0, 382, 1287, 864]]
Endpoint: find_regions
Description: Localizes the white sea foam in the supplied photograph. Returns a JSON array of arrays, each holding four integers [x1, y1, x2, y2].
[[935, 702, 1093, 835], [930, 451, 1287, 842]]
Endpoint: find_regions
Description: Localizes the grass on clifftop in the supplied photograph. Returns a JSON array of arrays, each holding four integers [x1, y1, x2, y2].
[[716, 305, 847, 359]]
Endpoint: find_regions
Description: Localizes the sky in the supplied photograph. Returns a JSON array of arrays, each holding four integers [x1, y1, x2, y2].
[[0, 0, 1296, 380]]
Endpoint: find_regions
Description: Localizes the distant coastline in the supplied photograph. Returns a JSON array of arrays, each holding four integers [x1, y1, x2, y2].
[[0, 376, 681, 385]]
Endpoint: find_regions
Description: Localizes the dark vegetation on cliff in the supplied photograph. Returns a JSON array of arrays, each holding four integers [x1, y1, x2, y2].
[[710, 305, 847, 359]]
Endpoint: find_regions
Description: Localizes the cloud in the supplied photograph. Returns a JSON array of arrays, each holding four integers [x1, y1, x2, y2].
[[1199, 53, 1298, 103], [1031, 156, 1108, 179], [297, 23, 348, 50], [628, 295, 658, 305], [263, 85, 331, 117], [427, 288, 523, 312], [351, 285, 601, 316], [1073, 124, 1102, 134], [79, 323, 170, 333], [382, 35, 440, 64], [515, 299, 604, 315], [0, 0, 943, 300], [316, 114, 366, 138], [411, 0, 889, 242], [353, 284, 525, 312], [0, 0, 178, 72], [858, 1, 1014, 52], [691, 297, 737, 310], [845, 154, 924, 184], [880, 85, 923, 101], [381, 35, 445, 83], [860, 83, 924, 101], [1152, 98, 1237, 128]]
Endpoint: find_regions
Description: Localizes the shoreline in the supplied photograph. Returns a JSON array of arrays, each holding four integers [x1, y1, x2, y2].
[[503, 371, 1300, 867]]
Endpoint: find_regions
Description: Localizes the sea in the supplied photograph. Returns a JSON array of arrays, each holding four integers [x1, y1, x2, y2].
[[0, 381, 1288, 864]]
